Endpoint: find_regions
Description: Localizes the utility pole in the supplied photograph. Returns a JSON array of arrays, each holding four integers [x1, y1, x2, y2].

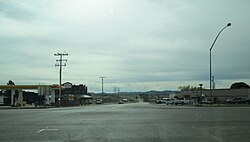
[[99, 77, 106, 95], [117, 87, 120, 94], [199, 84, 203, 106], [212, 76, 215, 89], [54, 52, 68, 107]]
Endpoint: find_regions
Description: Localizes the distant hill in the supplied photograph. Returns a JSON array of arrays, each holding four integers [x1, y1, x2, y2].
[[90, 90, 179, 96], [138, 90, 179, 95]]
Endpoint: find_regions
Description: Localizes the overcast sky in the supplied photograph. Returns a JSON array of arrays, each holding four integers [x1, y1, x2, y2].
[[0, 0, 249, 92]]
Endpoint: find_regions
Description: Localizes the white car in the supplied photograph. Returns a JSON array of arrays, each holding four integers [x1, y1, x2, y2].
[[201, 99, 211, 104], [96, 99, 103, 104], [163, 98, 174, 105], [155, 99, 166, 104]]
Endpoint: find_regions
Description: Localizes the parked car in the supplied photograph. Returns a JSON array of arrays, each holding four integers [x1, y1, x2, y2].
[[227, 97, 246, 104], [155, 99, 166, 104], [246, 99, 250, 104], [118, 100, 124, 104], [201, 99, 211, 104], [122, 99, 128, 102], [96, 99, 103, 104]]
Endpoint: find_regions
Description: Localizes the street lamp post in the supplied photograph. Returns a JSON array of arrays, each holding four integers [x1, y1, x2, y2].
[[209, 23, 231, 104]]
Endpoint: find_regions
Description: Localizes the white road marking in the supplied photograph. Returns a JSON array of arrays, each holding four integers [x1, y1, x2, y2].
[[37, 127, 58, 133], [36, 129, 45, 133]]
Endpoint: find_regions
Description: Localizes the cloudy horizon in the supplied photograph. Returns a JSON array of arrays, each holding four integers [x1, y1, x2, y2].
[[0, 0, 250, 93]]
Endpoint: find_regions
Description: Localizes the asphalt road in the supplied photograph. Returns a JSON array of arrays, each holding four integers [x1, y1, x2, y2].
[[0, 102, 250, 142]]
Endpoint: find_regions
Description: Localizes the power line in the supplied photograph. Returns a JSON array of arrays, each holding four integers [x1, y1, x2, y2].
[[54, 52, 68, 107]]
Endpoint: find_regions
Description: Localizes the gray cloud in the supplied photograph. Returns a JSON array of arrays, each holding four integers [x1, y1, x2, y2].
[[0, 0, 250, 92]]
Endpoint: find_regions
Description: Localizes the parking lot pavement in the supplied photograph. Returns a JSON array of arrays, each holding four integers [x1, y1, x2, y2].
[[0, 102, 250, 142]]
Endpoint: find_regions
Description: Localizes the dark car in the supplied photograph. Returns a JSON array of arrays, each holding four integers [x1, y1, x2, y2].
[[118, 100, 124, 104], [227, 97, 246, 104]]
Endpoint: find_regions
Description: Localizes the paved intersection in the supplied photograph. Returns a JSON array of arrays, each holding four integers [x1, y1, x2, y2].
[[0, 103, 250, 142]]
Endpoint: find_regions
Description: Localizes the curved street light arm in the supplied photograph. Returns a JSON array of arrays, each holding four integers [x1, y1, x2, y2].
[[209, 24, 230, 51]]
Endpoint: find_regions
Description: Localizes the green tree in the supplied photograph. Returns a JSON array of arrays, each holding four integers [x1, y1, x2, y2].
[[230, 82, 250, 89], [7, 80, 15, 85]]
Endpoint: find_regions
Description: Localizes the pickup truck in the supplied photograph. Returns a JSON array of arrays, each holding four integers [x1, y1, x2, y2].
[[227, 97, 246, 104], [172, 98, 189, 105]]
